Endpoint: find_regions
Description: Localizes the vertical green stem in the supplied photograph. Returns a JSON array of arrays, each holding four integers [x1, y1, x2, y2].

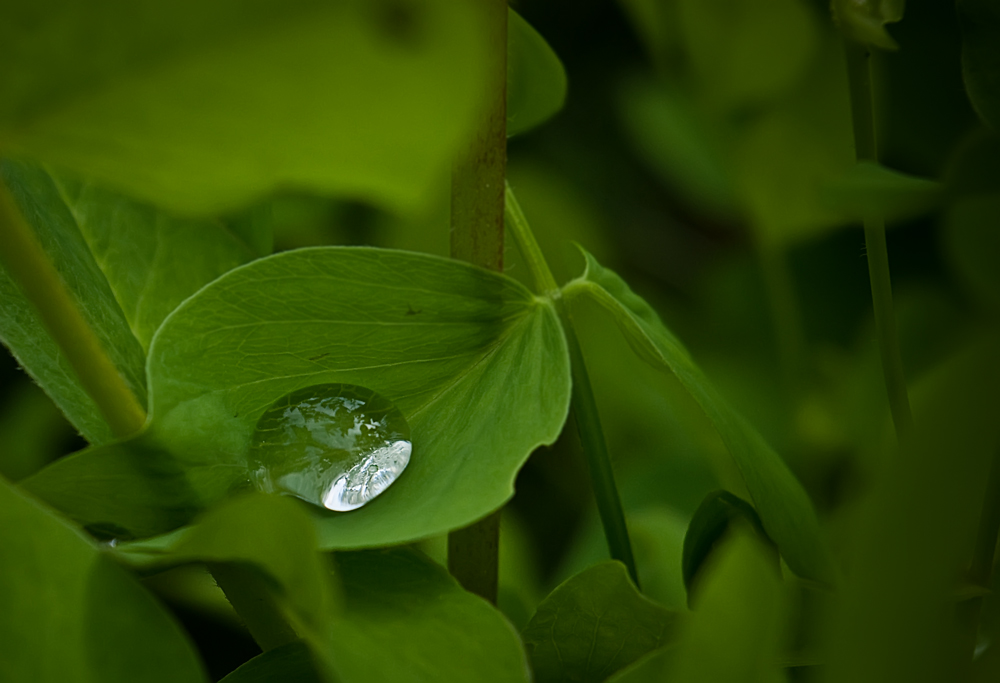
[[210, 562, 299, 652], [757, 241, 805, 397], [447, 0, 508, 604], [0, 180, 146, 438], [843, 41, 914, 442], [505, 184, 639, 585]]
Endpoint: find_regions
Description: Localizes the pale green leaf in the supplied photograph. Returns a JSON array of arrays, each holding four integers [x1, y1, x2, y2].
[[0, 476, 207, 683], [563, 247, 832, 584], [523, 561, 679, 683], [0, 159, 145, 444], [0, 0, 491, 214]]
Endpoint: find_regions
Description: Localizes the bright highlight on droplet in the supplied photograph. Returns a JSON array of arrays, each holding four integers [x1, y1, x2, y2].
[[249, 384, 411, 511]]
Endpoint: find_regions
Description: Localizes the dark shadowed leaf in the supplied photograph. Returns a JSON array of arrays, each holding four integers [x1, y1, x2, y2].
[[0, 0, 490, 214], [219, 641, 325, 683], [0, 159, 145, 444], [523, 561, 679, 683], [957, 0, 1000, 129], [563, 247, 832, 584], [946, 195, 1000, 309], [682, 490, 775, 607], [0, 476, 207, 683], [831, 0, 905, 50], [507, 9, 567, 137]]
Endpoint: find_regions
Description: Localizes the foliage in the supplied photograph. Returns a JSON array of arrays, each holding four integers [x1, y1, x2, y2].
[[2, 1, 1000, 682]]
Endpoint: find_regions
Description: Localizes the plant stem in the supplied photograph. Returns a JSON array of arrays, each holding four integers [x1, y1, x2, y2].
[[506, 183, 640, 585], [447, 0, 507, 604], [559, 300, 641, 586], [0, 180, 146, 438], [843, 41, 914, 443], [958, 448, 1000, 659], [209, 562, 299, 652]]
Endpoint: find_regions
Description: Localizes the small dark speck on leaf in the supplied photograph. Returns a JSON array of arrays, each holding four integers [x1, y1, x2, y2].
[[309, 352, 330, 361], [406, 304, 422, 316]]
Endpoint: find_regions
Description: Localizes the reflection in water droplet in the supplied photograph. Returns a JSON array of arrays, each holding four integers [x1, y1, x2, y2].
[[249, 384, 411, 511]]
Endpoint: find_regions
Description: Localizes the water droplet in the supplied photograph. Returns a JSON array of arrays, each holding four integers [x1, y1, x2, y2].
[[249, 384, 411, 511]]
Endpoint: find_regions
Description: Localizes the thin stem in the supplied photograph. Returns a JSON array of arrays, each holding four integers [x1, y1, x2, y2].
[[209, 563, 299, 652], [843, 41, 914, 442], [0, 180, 146, 438], [504, 182, 559, 296], [446, 0, 507, 604], [505, 183, 639, 584], [757, 241, 805, 397], [558, 300, 640, 586]]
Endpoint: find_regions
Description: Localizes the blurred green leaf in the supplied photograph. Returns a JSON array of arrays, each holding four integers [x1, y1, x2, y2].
[[682, 490, 775, 607], [677, 0, 819, 109], [619, 78, 738, 219], [0, 0, 491, 214], [821, 161, 943, 223], [523, 561, 679, 683], [824, 332, 1000, 683], [957, 0, 1000, 128], [945, 195, 1000, 308], [0, 159, 145, 444], [734, 37, 856, 245], [25, 248, 572, 544], [226, 201, 275, 260], [617, 0, 683, 66], [606, 647, 675, 683], [563, 247, 833, 585], [831, 0, 905, 50], [507, 9, 567, 137], [667, 531, 786, 683], [945, 129, 1000, 197], [321, 548, 531, 683], [50, 171, 257, 350], [219, 641, 325, 683], [0, 476, 207, 683]]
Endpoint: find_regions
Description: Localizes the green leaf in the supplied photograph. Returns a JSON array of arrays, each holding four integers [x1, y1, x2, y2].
[[0, 159, 146, 444], [522, 561, 679, 683], [25, 248, 572, 544], [667, 531, 786, 683], [0, 0, 491, 214], [682, 490, 775, 607], [563, 247, 833, 585], [50, 171, 257, 349], [507, 9, 567, 137], [0, 476, 207, 683], [676, 0, 819, 109], [821, 161, 943, 223], [321, 548, 531, 683], [945, 194, 1000, 308], [618, 78, 738, 219], [831, 0, 905, 50], [733, 39, 856, 245], [220, 642, 325, 683], [958, 0, 1000, 130], [824, 333, 1000, 683]]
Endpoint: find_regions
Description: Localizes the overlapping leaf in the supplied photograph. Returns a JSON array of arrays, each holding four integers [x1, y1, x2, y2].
[[0, 159, 145, 444], [507, 9, 567, 137], [0, 0, 491, 214], [523, 561, 678, 683], [0, 476, 207, 683], [562, 247, 832, 584]]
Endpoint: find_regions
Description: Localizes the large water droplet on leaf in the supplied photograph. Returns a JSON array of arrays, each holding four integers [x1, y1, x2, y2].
[[249, 384, 411, 511]]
